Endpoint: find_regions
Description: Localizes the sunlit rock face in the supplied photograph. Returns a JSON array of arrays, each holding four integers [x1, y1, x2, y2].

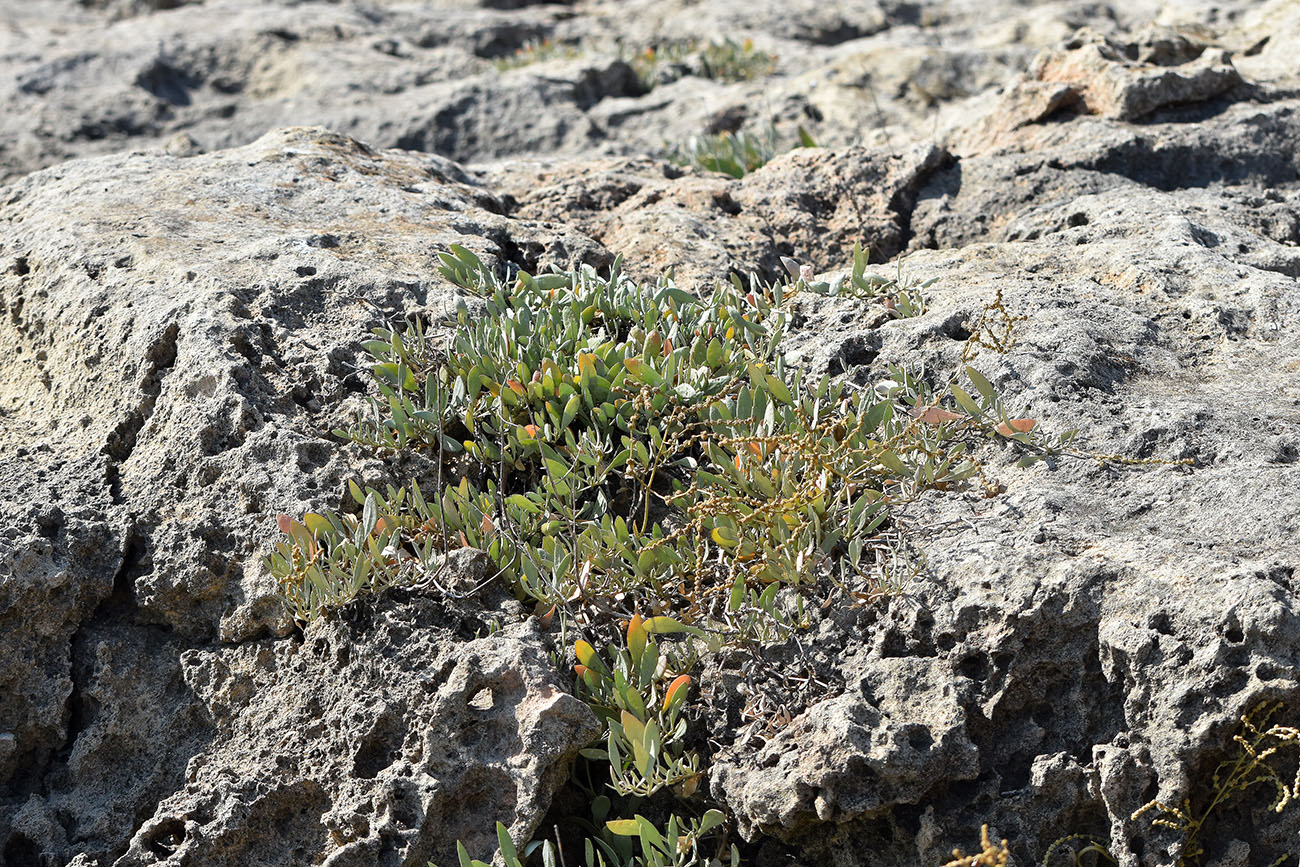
[[1, 1, 1298, 865]]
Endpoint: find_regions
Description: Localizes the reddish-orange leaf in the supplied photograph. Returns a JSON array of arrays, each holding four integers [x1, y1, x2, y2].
[[458, 530, 468, 547], [627, 614, 647, 663], [276, 513, 293, 534], [914, 406, 964, 425], [574, 664, 589, 678], [734, 454, 743, 470], [506, 379, 526, 396], [663, 674, 692, 708], [676, 774, 701, 798], [996, 418, 1038, 436], [537, 603, 556, 629], [481, 514, 495, 534], [746, 442, 762, 457], [523, 424, 540, 437], [662, 337, 674, 356]]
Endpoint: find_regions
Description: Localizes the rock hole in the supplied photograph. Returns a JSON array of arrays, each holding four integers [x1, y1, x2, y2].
[[1224, 624, 1245, 645], [11, 255, 30, 276], [999, 757, 1032, 792], [211, 76, 243, 94], [1067, 212, 1089, 227], [295, 265, 317, 277], [939, 315, 972, 341], [1147, 611, 1174, 636], [958, 655, 987, 682], [906, 725, 933, 751], [1244, 36, 1270, 57], [839, 334, 881, 367], [1213, 665, 1249, 697], [353, 715, 405, 779], [3, 833, 40, 865], [135, 58, 201, 106], [229, 331, 261, 365], [712, 190, 741, 216], [144, 817, 187, 857]]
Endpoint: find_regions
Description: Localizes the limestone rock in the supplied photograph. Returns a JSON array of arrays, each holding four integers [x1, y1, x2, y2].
[[715, 128, 1300, 865], [3, 1, 1300, 866], [0, 126, 607, 865], [0, 1, 633, 181], [492, 142, 948, 285], [115, 610, 599, 867], [1032, 27, 1242, 121], [713, 658, 979, 838], [961, 25, 1246, 155]]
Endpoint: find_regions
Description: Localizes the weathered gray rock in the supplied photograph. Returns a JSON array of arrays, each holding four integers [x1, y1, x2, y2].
[[116, 610, 598, 867], [0, 126, 607, 865], [960, 26, 1251, 155], [491, 142, 948, 284], [713, 133, 1300, 865], [1227, 0, 1300, 94], [713, 658, 979, 838], [0, 0, 642, 181], [2, 0, 1300, 866], [4, 127, 461, 640], [0, 0, 1249, 184], [0, 478, 124, 813]]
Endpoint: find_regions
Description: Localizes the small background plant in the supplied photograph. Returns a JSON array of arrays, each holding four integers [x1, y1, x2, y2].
[[626, 38, 775, 90], [495, 39, 584, 71], [665, 126, 817, 179]]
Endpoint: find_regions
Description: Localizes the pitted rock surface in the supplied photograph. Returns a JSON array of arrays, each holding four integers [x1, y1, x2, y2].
[[115, 611, 599, 867], [2, 1, 1299, 866], [0, 126, 605, 866]]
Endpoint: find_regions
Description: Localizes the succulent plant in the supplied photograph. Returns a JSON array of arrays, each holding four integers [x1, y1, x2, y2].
[[271, 245, 1068, 633], [270, 246, 1080, 867]]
